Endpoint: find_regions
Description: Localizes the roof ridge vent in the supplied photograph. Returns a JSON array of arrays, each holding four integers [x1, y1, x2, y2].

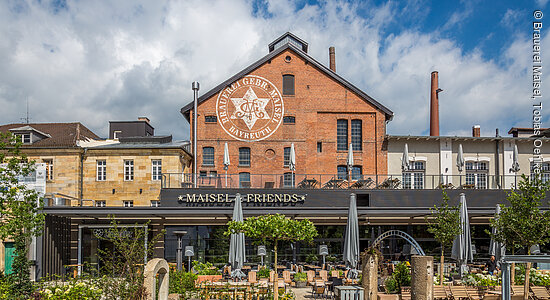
[[268, 32, 308, 53]]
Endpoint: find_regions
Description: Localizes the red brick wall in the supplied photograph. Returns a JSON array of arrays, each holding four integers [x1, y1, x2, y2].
[[189, 48, 388, 184]]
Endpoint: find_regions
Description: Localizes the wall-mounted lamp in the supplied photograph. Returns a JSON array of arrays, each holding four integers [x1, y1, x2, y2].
[[139, 189, 143, 194], [112, 189, 115, 194]]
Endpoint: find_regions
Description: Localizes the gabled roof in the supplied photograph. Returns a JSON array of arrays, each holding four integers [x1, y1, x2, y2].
[[0, 123, 100, 147], [9, 125, 52, 138], [180, 42, 394, 121]]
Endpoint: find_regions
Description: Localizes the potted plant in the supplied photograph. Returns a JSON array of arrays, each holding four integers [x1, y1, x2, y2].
[[257, 266, 271, 279], [293, 272, 307, 288]]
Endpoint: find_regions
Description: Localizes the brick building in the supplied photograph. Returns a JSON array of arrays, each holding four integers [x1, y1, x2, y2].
[[181, 32, 393, 187]]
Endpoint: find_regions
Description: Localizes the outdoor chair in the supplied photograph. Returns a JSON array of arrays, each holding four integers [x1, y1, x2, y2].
[[433, 285, 448, 299], [331, 270, 339, 278], [269, 270, 276, 282], [450, 285, 470, 300], [319, 270, 328, 282], [282, 270, 293, 286], [531, 286, 550, 300], [307, 270, 316, 286], [512, 285, 526, 296], [465, 287, 483, 300], [248, 271, 257, 284], [351, 178, 374, 189], [312, 282, 326, 299], [401, 286, 412, 300]]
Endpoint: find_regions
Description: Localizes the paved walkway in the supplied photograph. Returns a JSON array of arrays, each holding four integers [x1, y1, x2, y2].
[[291, 286, 333, 299], [292, 287, 312, 299]]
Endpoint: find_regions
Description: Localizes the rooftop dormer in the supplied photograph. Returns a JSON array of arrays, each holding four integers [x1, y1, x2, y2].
[[9, 125, 51, 145], [268, 32, 308, 53]]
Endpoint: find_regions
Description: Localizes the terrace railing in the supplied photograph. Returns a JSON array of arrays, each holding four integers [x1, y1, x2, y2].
[[161, 173, 525, 190]]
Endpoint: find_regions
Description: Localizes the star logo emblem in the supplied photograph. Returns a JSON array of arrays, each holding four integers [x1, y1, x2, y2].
[[230, 87, 270, 130]]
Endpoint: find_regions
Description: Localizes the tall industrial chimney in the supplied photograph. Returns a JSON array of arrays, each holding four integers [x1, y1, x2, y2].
[[329, 47, 336, 72], [430, 71, 441, 136]]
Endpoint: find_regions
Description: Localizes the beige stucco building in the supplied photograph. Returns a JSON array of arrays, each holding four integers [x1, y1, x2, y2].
[[387, 129, 550, 189]]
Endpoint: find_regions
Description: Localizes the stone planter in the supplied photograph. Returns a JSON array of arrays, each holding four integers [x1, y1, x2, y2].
[[377, 293, 399, 300], [295, 281, 306, 288]]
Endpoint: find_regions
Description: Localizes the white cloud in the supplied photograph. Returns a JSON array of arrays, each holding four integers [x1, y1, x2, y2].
[[536, 0, 549, 8], [0, 0, 540, 140]]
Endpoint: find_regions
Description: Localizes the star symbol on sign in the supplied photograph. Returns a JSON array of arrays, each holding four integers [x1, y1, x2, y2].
[[230, 87, 270, 130], [178, 195, 183, 201]]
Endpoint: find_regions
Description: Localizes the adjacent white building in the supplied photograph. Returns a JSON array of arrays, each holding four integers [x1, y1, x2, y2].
[[387, 128, 550, 189]]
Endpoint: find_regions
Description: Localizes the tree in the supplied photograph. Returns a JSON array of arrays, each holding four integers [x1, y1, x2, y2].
[[0, 132, 45, 297], [489, 175, 550, 300], [226, 214, 318, 300], [425, 191, 461, 286]]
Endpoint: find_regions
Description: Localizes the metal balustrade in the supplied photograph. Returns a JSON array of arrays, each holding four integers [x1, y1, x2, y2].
[[161, 173, 526, 190]]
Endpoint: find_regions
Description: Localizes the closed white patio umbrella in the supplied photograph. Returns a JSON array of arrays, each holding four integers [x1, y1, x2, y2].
[[223, 142, 230, 187], [402, 143, 410, 171], [347, 143, 354, 183], [451, 193, 473, 275], [289, 143, 296, 186], [229, 193, 246, 279], [343, 193, 359, 279]]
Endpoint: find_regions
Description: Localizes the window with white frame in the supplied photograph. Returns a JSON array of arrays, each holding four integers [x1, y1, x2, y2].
[[123, 200, 134, 207], [150, 200, 160, 207], [152, 160, 162, 180], [402, 161, 425, 189], [43, 159, 54, 181], [96, 160, 106, 181], [465, 161, 488, 189], [531, 162, 550, 183], [15, 133, 31, 144], [95, 201, 106, 207], [124, 160, 134, 181]]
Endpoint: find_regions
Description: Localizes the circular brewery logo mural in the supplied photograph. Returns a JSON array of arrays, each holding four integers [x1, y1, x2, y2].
[[216, 75, 284, 142]]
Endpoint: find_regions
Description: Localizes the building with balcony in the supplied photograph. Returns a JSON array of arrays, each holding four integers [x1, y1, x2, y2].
[[387, 127, 550, 190], [31, 33, 550, 278]]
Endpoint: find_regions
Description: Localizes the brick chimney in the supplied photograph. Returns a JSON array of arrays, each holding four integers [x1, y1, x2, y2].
[[329, 47, 336, 72], [138, 116, 150, 124], [472, 125, 481, 137], [430, 71, 441, 136]]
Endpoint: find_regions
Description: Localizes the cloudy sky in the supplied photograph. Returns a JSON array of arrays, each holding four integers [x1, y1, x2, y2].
[[0, 0, 546, 139]]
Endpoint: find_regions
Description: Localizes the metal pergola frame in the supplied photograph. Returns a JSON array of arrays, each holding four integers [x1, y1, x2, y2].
[[501, 255, 550, 300]]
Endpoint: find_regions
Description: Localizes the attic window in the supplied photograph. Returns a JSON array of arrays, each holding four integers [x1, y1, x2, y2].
[[16, 133, 31, 144]]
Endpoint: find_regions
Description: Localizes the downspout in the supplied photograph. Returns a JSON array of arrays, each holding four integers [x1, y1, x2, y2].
[[80, 148, 86, 206], [495, 129, 501, 188]]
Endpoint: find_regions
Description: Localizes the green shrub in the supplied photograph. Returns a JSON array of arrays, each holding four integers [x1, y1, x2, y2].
[[393, 262, 411, 289], [258, 266, 271, 278], [385, 276, 398, 294], [192, 261, 221, 275], [170, 269, 198, 294], [40, 281, 103, 300], [293, 272, 307, 282]]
